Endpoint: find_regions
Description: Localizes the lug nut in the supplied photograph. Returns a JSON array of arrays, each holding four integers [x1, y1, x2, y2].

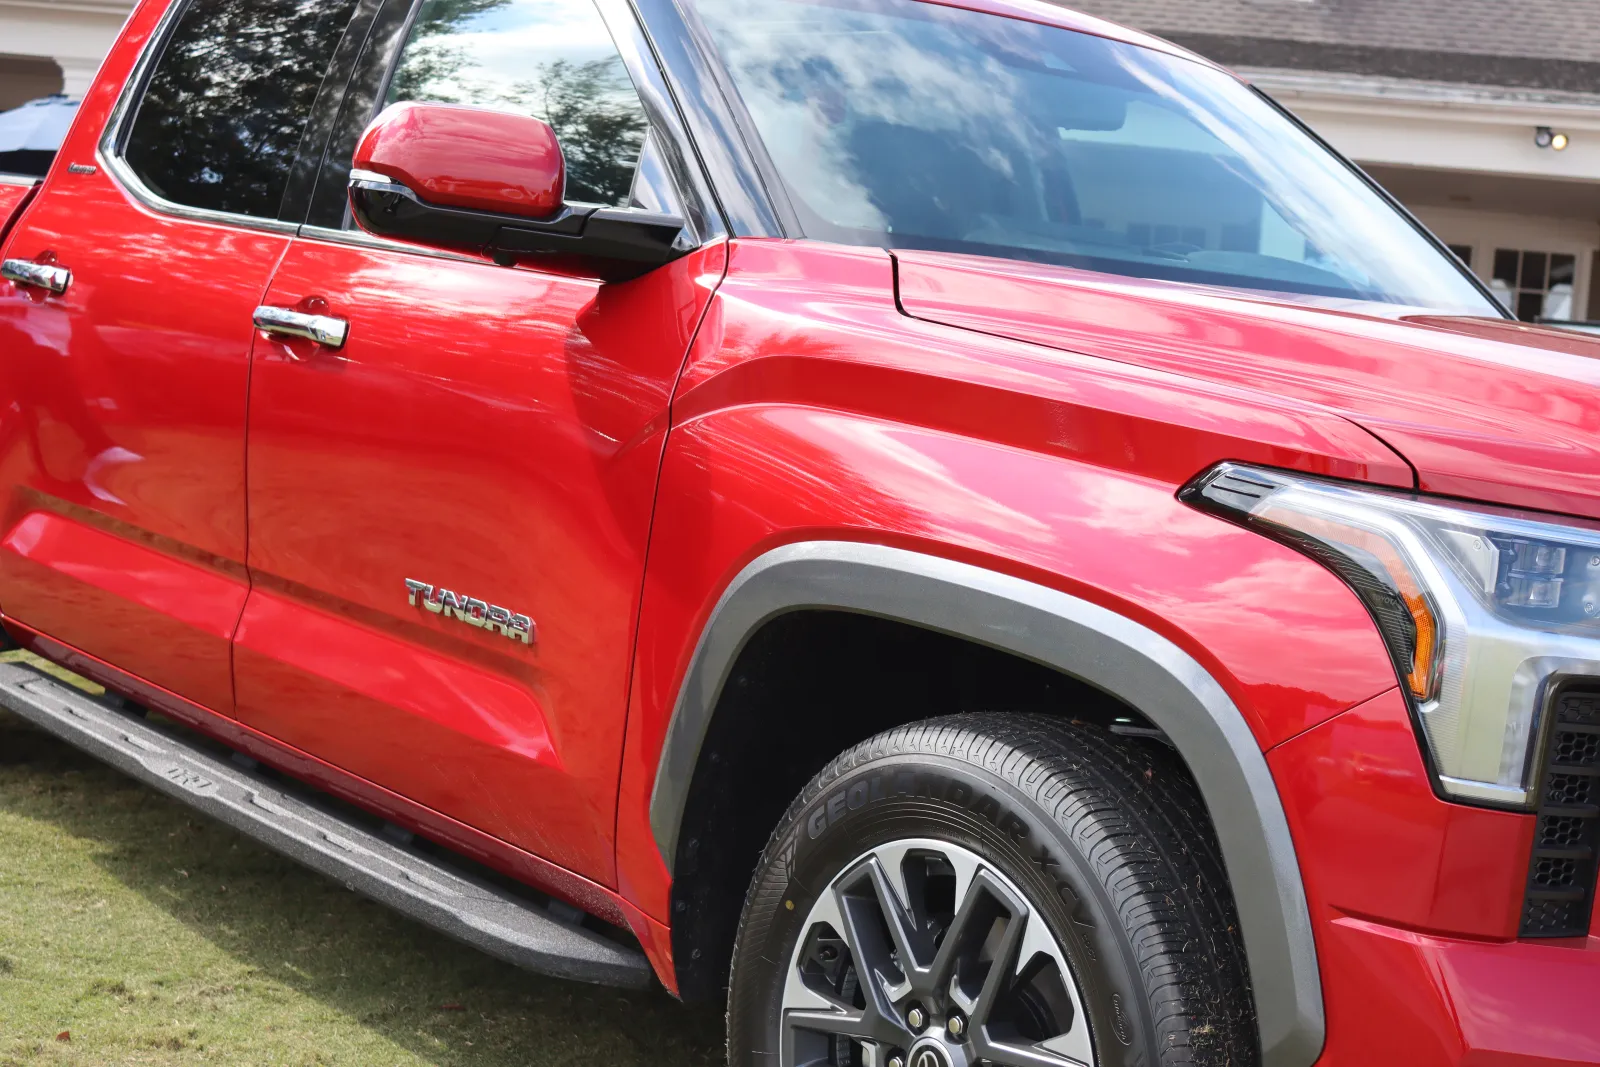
[[906, 1005, 926, 1031], [888, 1052, 906, 1067], [947, 1013, 967, 1038]]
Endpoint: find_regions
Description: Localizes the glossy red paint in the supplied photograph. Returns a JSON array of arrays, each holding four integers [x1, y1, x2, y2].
[[355, 102, 566, 219], [0, 509, 247, 714], [613, 238, 1405, 921], [7, 0, 1598, 1046], [896, 250, 1600, 520], [0, 0, 274, 713], [0, 179, 38, 242], [1268, 687, 1533, 939], [1270, 690, 1600, 1065], [1314, 916, 1599, 1066], [234, 234, 726, 884], [0, 615, 643, 937]]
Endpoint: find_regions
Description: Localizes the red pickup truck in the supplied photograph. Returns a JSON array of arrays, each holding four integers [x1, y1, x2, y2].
[[2, 0, 1597, 1064]]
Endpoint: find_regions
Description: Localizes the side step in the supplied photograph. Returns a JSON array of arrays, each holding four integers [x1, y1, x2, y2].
[[0, 661, 653, 988]]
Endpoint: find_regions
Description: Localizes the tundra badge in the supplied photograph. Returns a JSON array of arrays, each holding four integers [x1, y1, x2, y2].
[[405, 579, 534, 644]]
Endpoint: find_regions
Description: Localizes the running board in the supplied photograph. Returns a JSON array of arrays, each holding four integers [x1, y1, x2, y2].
[[0, 661, 653, 988]]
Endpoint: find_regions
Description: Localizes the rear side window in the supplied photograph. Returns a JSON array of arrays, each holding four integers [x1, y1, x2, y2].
[[383, 0, 648, 207], [121, 0, 362, 220]]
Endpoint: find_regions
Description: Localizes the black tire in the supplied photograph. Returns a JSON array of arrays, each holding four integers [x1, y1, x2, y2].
[[726, 714, 1257, 1067]]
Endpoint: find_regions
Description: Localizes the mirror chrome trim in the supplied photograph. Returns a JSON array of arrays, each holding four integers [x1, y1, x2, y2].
[[347, 167, 404, 192]]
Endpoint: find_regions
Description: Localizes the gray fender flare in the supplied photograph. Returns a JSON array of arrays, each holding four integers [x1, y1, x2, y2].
[[649, 541, 1323, 1067]]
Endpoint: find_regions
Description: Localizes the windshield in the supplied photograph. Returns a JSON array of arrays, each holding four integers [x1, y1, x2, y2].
[[689, 0, 1498, 313]]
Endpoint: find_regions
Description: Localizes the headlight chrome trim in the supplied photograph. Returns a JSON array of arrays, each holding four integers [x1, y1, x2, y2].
[[1183, 462, 1600, 811]]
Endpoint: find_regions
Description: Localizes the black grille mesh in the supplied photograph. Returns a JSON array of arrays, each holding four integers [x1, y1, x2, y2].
[[1521, 686, 1600, 938]]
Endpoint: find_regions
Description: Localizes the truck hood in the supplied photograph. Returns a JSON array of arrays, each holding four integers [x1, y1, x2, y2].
[[895, 250, 1600, 520]]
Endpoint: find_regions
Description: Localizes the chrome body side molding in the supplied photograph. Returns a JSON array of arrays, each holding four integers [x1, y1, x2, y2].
[[648, 540, 1324, 1067]]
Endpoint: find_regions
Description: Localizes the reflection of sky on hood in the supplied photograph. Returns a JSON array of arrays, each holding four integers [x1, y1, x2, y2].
[[692, 0, 1495, 313]]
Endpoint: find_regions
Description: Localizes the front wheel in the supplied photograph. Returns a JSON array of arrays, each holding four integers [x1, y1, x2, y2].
[[726, 715, 1257, 1067]]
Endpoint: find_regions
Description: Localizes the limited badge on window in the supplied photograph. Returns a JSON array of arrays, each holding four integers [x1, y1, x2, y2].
[[405, 579, 534, 644]]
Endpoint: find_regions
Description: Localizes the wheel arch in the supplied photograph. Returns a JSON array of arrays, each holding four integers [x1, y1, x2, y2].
[[649, 540, 1324, 1067]]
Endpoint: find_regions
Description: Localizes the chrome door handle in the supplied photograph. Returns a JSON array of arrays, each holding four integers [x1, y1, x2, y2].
[[2, 258, 70, 295], [252, 305, 349, 349]]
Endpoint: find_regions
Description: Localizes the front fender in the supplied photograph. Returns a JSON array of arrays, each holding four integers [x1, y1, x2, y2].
[[649, 540, 1324, 1067], [612, 241, 1401, 1064]]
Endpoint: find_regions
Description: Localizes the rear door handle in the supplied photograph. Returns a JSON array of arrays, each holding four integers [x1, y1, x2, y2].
[[253, 305, 349, 349], [2, 258, 71, 295]]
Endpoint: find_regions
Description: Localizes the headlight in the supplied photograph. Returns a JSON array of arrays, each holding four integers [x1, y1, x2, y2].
[[1183, 462, 1600, 808]]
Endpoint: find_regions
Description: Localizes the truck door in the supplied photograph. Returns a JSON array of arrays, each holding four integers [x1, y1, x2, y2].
[[0, 0, 371, 713], [231, 0, 723, 884]]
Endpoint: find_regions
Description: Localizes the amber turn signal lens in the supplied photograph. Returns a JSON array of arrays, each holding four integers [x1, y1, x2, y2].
[[1258, 509, 1442, 700], [1184, 462, 1600, 809]]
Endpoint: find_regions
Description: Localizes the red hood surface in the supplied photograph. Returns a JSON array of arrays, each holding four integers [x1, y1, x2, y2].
[[896, 250, 1600, 520]]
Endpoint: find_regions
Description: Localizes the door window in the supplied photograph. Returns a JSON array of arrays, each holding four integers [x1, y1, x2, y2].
[[383, 0, 649, 207], [120, 0, 363, 220]]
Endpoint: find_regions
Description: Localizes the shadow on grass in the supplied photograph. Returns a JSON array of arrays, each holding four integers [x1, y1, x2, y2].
[[0, 710, 725, 1066]]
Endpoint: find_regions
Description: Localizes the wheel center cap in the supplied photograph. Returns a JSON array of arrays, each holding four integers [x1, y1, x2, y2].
[[909, 1038, 953, 1067]]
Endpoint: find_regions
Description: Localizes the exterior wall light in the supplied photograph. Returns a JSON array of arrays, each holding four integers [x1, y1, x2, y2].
[[1535, 126, 1571, 150]]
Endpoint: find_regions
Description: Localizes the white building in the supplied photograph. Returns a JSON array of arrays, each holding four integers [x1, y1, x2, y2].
[[0, 0, 127, 106], [5, 0, 1600, 323], [1073, 0, 1600, 325]]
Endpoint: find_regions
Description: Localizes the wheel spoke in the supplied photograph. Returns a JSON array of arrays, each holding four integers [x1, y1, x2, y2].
[[783, 1006, 882, 1041], [862, 858, 933, 991], [967, 884, 1028, 1028], [783, 872, 913, 1049], [835, 883, 907, 1011], [929, 868, 1026, 1018], [782, 839, 1097, 1067]]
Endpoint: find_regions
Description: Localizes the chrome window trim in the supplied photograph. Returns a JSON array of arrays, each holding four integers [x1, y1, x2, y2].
[[0, 173, 41, 188], [297, 222, 485, 263], [95, 0, 315, 237]]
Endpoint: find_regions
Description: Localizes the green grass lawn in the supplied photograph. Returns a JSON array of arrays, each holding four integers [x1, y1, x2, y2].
[[0, 707, 724, 1066]]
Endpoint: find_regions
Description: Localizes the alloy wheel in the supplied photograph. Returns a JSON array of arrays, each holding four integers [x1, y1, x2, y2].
[[781, 838, 1096, 1067]]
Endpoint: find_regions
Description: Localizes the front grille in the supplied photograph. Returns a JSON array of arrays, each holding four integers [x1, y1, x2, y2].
[[1520, 685, 1600, 938], [1555, 731, 1600, 768], [1547, 772, 1594, 808]]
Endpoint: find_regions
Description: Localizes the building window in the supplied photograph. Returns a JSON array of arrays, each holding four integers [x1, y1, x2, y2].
[[1447, 243, 1473, 268], [1491, 248, 1576, 322]]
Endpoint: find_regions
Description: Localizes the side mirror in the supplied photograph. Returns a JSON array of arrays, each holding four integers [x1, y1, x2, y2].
[[348, 102, 687, 282]]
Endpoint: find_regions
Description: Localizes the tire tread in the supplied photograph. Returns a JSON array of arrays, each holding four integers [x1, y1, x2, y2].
[[730, 713, 1257, 1067]]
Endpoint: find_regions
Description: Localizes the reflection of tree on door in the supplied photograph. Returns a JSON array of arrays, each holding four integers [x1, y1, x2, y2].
[[387, 0, 648, 206]]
